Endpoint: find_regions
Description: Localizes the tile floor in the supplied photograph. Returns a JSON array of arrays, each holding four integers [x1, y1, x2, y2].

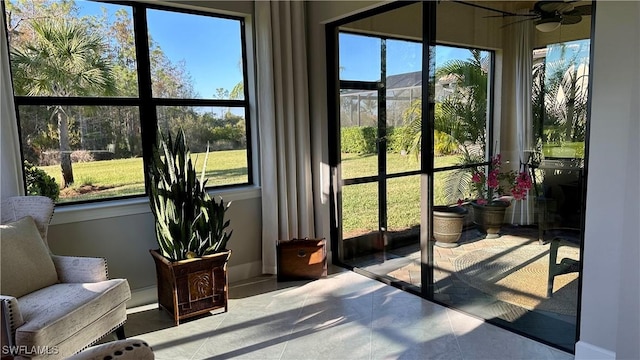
[[348, 226, 580, 351], [120, 268, 574, 360]]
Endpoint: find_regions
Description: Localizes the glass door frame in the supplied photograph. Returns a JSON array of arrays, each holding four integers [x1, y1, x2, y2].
[[326, 0, 498, 300], [326, 1, 436, 297]]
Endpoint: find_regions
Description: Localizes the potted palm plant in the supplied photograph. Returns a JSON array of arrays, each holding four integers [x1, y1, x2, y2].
[[148, 129, 232, 325]]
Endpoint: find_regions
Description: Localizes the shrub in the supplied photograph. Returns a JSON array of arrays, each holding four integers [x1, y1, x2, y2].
[[24, 161, 59, 201], [71, 150, 95, 163], [340, 126, 460, 156], [434, 130, 459, 155], [39, 150, 60, 166], [341, 126, 377, 154], [387, 126, 413, 153]]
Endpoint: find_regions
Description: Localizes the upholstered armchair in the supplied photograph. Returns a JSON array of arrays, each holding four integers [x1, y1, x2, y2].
[[0, 196, 131, 359]]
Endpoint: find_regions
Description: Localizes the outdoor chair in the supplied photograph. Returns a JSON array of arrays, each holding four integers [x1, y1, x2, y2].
[[1, 196, 131, 359], [526, 154, 583, 298], [546, 229, 581, 297]]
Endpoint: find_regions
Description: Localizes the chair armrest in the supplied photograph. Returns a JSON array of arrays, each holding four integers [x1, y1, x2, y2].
[[51, 255, 109, 283], [1, 295, 24, 351]]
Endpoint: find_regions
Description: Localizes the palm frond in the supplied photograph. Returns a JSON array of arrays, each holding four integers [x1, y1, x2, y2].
[[444, 167, 473, 205]]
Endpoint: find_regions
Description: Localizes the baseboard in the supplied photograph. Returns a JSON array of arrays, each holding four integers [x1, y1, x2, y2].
[[127, 260, 263, 308], [575, 341, 616, 360], [127, 285, 157, 309], [227, 260, 263, 283]]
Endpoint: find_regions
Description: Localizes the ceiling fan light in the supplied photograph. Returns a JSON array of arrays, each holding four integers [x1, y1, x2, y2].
[[535, 18, 562, 32]]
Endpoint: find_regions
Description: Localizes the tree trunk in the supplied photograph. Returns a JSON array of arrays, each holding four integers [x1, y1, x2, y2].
[[57, 108, 74, 186], [565, 73, 577, 141]]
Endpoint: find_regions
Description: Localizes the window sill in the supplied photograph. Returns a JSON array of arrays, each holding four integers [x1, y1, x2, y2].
[[51, 186, 262, 225]]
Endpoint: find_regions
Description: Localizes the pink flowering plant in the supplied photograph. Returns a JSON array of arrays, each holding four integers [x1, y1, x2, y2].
[[462, 154, 532, 206]]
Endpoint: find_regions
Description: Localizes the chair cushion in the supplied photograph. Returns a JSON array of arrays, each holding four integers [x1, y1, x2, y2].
[[0, 216, 58, 298], [15, 279, 131, 349]]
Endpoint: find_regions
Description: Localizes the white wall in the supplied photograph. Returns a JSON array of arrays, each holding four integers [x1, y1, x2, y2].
[[575, 1, 640, 359]]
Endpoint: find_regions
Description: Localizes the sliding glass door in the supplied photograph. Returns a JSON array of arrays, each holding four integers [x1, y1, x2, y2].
[[337, 26, 423, 290], [328, 0, 591, 353]]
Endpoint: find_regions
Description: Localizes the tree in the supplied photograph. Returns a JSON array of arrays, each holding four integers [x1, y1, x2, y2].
[[229, 82, 244, 100], [4, 0, 76, 44], [532, 41, 590, 146], [435, 49, 489, 148], [10, 18, 116, 186], [401, 49, 490, 156]]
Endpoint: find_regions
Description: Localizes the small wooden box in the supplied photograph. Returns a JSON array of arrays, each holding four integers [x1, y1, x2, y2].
[[277, 238, 327, 281]]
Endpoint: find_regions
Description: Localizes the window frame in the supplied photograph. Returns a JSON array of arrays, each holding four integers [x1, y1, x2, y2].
[[5, 0, 255, 206]]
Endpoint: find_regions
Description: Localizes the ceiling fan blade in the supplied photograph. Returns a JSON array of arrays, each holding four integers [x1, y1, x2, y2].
[[561, 14, 583, 24], [572, 4, 592, 16], [483, 13, 538, 19], [536, 1, 575, 14]]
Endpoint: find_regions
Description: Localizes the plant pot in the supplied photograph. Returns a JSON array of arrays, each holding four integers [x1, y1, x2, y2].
[[150, 249, 231, 325], [471, 200, 510, 239], [433, 206, 468, 248]]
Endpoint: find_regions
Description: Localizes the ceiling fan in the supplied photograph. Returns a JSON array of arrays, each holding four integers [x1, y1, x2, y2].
[[479, 1, 593, 32]]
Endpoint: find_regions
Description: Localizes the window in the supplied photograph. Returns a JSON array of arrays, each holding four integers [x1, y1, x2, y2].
[[533, 39, 589, 160], [4, 0, 252, 204]]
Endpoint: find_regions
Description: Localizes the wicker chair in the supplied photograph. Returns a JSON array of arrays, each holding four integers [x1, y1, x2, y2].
[[1, 196, 131, 359]]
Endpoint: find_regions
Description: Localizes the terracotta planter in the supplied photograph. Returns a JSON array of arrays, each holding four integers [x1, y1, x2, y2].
[[150, 249, 231, 325], [471, 200, 510, 238], [433, 206, 468, 248]]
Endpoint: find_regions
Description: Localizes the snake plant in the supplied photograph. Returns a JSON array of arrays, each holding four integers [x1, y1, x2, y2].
[[148, 129, 232, 261]]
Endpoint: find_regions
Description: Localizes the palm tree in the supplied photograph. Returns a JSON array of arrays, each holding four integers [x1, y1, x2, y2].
[[532, 44, 590, 147], [402, 49, 489, 156], [436, 49, 489, 148], [399, 49, 490, 205], [11, 19, 116, 187]]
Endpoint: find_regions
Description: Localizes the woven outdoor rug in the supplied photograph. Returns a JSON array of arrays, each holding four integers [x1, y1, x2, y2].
[[453, 244, 580, 317]]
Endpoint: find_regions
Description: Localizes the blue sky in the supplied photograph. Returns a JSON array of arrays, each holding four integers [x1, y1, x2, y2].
[[78, 1, 243, 98], [78, 1, 474, 95], [546, 39, 590, 65], [146, 9, 243, 98]]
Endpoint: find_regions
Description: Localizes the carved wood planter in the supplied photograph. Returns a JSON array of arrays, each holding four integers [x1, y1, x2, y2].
[[150, 249, 231, 325]]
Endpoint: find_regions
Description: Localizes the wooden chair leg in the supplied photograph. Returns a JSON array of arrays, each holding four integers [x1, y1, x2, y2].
[[114, 325, 126, 340]]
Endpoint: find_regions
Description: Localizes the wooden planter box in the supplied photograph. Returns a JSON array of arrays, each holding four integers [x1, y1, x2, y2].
[[150, 249, 231, 325]]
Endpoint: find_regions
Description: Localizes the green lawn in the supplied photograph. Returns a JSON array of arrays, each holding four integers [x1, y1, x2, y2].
[[41, 150, 462, 234], [41, 150, 248, 203], [341, 153, 461, 235], [542, 142, 585, 159]]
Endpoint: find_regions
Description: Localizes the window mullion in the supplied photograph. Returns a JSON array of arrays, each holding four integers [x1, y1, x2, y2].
[[132, 4, 156, 191]]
